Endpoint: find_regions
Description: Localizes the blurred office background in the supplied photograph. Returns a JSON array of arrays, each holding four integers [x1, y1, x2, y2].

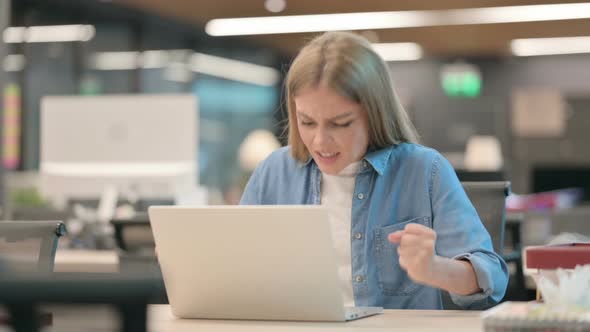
[[0, 0, 590, 326], [1, 0, 590, 305], [3, 0, 590, 208]]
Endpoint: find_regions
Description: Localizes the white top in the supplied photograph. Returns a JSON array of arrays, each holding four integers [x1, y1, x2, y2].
[[320, 161, 361, 307]]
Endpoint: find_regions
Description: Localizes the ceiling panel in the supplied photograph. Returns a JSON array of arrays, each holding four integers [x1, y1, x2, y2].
[[115, 0, 590, 57]]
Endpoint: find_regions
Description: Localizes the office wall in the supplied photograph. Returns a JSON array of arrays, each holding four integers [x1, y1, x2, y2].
[[388, 54, 590, 193]]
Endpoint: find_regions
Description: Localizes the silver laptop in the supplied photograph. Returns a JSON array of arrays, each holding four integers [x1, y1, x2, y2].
[[148, 205, 383, 321]]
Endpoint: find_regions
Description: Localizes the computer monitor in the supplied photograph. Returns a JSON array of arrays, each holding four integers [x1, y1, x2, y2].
[[532, 166, 590, 202], [455, 169, 505, 182], [40, 94, 198, 207]]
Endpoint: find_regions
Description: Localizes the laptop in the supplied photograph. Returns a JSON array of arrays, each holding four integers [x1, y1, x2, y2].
[[148, 205, 383, 321]]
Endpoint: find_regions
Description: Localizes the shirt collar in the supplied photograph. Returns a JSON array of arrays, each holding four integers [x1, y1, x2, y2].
[[363, 146, 393, 175]]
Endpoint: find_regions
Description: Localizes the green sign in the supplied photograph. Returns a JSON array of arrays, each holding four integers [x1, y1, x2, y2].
[[442, 72, 481, 98]]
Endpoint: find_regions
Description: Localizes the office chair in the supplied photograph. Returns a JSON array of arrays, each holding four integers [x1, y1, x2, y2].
[[455, 170, 505, 182], [442, 181, 511, 310], [461, 181, 511, 255], [0, 221, 66, 272]]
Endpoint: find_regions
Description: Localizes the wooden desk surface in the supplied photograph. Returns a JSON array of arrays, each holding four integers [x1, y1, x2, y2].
[[18, 304, 483, 332], [147, 305, 483, 332]]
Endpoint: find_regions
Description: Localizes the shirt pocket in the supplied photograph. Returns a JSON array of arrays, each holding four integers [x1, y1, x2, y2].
[[373, 216, 432, 296]]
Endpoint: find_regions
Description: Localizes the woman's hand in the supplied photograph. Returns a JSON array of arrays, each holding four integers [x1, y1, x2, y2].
[[388, 223, 481, 295], [388, 223, 437, 285]]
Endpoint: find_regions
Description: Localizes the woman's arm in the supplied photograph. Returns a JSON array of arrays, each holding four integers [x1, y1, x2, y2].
[[389, 223, 480, 296], [427, 152, 509, 308], [430, 257, 480, 296]]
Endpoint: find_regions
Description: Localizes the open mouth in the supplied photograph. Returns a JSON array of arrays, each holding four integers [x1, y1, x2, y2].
[[316, 151, 340, 164]]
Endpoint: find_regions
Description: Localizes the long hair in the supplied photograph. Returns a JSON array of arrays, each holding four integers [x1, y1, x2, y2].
[[286, 31, 419, 162]]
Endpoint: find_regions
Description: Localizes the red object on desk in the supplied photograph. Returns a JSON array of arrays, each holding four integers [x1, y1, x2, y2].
[[525, 243, 590, 269]]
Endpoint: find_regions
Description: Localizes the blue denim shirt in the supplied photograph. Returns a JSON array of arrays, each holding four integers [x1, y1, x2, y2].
[[240, 143, 508, 310]]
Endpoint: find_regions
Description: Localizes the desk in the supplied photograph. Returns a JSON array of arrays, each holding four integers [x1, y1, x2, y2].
[[54, 249, 119, 273], [7, 305, 483, 332], [146, 305, 484, 332]]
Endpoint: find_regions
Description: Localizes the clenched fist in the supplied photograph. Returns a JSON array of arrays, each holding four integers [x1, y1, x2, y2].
[[388, 223, 438, 285]]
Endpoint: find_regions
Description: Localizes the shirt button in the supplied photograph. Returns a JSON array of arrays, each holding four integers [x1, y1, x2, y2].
[[354, 232, 363, 240], [362, 161, 368, 168], [357, 193, 364, 200], [355, 275, 364, 283]]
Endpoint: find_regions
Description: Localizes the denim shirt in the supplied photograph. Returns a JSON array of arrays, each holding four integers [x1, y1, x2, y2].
[[240, 143, 508, 310]]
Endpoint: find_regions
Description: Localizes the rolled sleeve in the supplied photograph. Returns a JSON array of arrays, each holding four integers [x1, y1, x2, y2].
[[450, 251, 509, 309]]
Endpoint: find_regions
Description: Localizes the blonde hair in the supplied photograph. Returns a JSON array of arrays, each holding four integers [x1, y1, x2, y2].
[[286, 31, 419, 162]]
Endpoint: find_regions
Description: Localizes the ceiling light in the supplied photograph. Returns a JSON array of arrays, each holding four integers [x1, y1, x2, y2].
[[206, 2, 590, 36], [511, 36, 590, 56], [87, 50, 280, 86], [164, 62, 193, 83], [190, 53, 280, 86], [90, 51, 140, 71], [141, 50, 170, 69], [372, 43, 422, 61], [3, 25, 95, 43], [206, 12, 428, 36], [3, 27, 25, 43], [142, 50, 191, 69], [265, 0, 286, 13], [3, 54, 26, 72]]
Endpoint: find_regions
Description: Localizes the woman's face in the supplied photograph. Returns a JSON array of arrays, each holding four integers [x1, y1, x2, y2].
[[294, 85, 370, 175]]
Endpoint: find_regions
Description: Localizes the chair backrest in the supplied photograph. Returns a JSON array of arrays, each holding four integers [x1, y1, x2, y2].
[[461, 181, 511, 256], [0, 221, 66, 272]]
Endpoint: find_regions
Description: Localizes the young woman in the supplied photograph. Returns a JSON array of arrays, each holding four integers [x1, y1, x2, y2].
[[240, 31, 508, 310]]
